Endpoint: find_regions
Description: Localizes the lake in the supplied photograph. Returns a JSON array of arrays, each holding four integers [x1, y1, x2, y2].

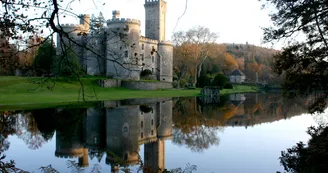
[[0, 93, 326, 173]]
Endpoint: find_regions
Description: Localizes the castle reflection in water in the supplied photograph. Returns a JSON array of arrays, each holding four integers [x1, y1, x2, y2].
[[55, 98, 172, 172], [1, 93, 312, 172]]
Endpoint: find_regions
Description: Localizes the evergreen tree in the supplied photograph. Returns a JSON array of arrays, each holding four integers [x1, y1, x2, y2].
[[32, 39, 56, 76]]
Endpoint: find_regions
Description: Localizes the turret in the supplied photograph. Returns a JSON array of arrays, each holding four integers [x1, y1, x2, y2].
[[144, 0, 167, 41], [79, 14, 90, 33], [112, 10, 121, 19]]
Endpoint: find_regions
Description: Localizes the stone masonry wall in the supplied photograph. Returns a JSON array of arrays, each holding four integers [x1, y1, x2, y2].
[[121, 81, 172, 90], [98, 79, 121, 88], [98, 79, 172, 90]]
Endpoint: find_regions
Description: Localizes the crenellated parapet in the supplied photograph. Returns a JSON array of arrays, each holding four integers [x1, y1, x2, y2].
[[107, 18, 141, 26], [144, 0, 166, 6], [140, 36, 158, 44], [57, 23, 90, 35], [158, 41, 173, 46], [58, 24, 82, 31]]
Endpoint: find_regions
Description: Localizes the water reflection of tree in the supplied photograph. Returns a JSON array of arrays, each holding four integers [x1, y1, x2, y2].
[[172, 97, 222, 152], [15, 112, 47, 150], [173, 127, 219, 152], [0, 111, 17, 152]]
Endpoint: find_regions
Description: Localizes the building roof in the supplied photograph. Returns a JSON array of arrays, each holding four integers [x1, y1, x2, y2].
[[230, 69, 245, 76]]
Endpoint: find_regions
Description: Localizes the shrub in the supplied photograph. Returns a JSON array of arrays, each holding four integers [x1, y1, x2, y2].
[[173, 80, 179, 88], [197, 74, 212, 88], [224, 83, 233, 89], [179, 79, 187, 88], [212, 73, 228, 89]]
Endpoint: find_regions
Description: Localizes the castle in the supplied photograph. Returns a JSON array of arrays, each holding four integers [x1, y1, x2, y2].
[[54, 98, 173, 172], [57, 0, 173, 82]]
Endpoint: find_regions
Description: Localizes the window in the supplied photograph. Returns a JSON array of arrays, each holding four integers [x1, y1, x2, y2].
[[152, 68, 154, 73], [151, 130, 154, 135], [124, 50, 128, 58], [141, 54, 144, 61], [152, 56, 154, 63], [141, 121, 143, 128], [151, 119, 154, 126], [142, 44, 144, 50], [123, 127, 128, 133], [141, 132, 144, 138]]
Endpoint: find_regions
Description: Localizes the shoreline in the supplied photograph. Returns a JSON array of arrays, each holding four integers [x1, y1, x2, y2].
[[0, 76, 260, 110]]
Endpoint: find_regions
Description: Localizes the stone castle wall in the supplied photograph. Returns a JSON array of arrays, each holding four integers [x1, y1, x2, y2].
[[121, 81, 173, 90]]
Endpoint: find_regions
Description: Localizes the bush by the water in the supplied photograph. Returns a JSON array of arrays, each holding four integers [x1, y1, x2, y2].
[[197, 73, 230, 89], [212, 74, 228, 89], [224, 83, 233, 89]]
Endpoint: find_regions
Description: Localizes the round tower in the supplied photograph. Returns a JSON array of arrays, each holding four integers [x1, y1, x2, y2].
[[106, 17, 142, 80], [157, 41, 173, 82]]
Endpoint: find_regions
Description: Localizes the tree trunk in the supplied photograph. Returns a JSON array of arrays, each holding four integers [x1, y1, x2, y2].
[[194, 64, 198, 87]]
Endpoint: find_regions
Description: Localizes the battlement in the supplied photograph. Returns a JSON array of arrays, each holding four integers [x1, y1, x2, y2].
[[60, 24, 81, 28], [145, 0, 166, 4], [158, 40, 173, 46], [140, 36, 158, 44], [138, 137, 158, 145], [107, 18, 141, 25]]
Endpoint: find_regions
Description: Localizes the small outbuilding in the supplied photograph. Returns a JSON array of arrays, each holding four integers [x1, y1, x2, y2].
[[229, 69, 246, 84]]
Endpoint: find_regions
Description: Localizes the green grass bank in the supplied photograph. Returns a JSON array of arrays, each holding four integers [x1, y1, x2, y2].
[[0, 76, 260, 110]]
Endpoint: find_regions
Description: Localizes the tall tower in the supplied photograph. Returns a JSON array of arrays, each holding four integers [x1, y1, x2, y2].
[[144, 0, 167, 41]]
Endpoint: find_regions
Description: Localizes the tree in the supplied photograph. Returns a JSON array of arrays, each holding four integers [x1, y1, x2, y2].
[[212, 73, 228, 89], [223, 53, 238, 74], [0, 30, 19, 75], [54, 48, 84, 77], [173, 26, 218, 85], [173, 43, 199, 87], [33, 39, 56, 76], [261, 0, 328, 113], [280, 125, 328, 173]]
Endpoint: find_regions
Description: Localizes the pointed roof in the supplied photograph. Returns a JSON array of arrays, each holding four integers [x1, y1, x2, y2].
[[231, 69, 245, 76]]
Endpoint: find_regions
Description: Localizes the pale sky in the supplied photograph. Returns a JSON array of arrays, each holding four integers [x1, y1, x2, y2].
[[60, 0, 277, 48]]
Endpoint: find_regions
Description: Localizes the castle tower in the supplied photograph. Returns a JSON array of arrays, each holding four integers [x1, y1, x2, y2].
[[144, 0, 167, 41], [112, 10, 120, 19], [79, 14, 90, 33], [144, 139, 165, 172]]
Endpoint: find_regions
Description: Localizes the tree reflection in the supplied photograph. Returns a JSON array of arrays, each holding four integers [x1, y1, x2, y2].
[[173, 127, 219, 152], [0, 111, 16, 152], [32, 109, 56, 141], [172, 97, 222, 152], [15, 112, 47, 150]]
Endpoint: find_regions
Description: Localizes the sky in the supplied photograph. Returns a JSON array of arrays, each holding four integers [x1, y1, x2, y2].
[[60, 0, 277, 48]]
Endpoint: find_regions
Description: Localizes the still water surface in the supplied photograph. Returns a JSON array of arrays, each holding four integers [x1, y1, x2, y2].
[[1, 93, 325, 173]]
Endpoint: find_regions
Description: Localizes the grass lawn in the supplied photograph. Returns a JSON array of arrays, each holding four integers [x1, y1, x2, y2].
[[0, 76, 260, 110]]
